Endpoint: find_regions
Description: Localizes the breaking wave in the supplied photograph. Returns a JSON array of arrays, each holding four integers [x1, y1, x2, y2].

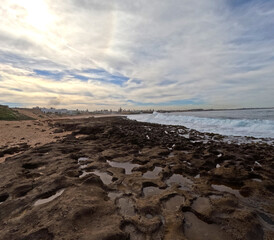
[[127, 112, 274, 139]]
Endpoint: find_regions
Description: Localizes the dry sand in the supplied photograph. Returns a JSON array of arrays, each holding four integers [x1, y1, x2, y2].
[[0, 119, 70, 163], [0, 108, 122, 163]]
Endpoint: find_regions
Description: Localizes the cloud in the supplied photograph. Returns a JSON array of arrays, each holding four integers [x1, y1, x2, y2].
[[0, 0, 273, 109], [48, 97, 61, 106]]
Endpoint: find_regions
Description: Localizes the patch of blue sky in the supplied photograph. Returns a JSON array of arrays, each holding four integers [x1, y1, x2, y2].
[[228, 59, 265, 71], [227, 0, 274, 41], [95, 102, 111, 106], [34, 69, 89, 81], [0, 51, 64, 72], [240, 29, 273, 43], [227, 0, 271, 8], [268, 56, 274, 61], [229, 28, 274, 47], [228, 0, 253, 7], [71, 74, 90, 81], [33, 66, 130, 85], [81, 68, 130, 86], [87, 76, 128, 86], [162, 99, 204, 106], [108, 75, 129, 86], [33, 69, 64, 80], [33, 69, 94, 81], [82, 68, 107, 74], [92, 75, 129, 86], [229, 36, 261, 46]]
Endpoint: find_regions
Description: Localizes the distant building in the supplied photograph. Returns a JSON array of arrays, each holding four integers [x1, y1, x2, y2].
[[39, 107, 81, 115]]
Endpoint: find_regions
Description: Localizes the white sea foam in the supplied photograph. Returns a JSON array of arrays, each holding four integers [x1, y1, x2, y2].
[[127, 111, 274, 139]]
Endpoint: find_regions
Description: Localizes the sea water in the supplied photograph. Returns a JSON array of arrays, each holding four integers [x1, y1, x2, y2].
[[127, 109, 274, 139]]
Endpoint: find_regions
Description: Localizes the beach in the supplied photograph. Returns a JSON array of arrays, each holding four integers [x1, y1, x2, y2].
[[0, 116, 273, 240], [0, 119, 71, 163]]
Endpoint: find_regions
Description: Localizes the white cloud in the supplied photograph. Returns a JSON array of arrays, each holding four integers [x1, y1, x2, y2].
[[0, 0, 273, 109]]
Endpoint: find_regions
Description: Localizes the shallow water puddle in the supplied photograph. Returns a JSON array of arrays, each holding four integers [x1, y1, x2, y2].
[[143, 167, 162, 179], [107, 160, 140, 174], [166, 174, 193, 190], [252, 178, 262, 182], [117, 197, 136, 216], [78, 157, 89, 162], [143, 186, 164, 197], [92, 170, 113, 185], [34, 189, 65, 206], [79, 170, 92, 178], [163, 195, 185, 211], [211, 184, 242, 198], [181, 133, 190, 138], [79, 164, 88, 169], [184, 212, 230, 240]]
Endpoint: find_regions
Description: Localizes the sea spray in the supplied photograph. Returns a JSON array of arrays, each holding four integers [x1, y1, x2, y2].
[[127, 111, 274, 139]]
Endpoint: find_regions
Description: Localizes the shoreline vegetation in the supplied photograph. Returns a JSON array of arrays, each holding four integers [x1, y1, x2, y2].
[[0, 116, 273, 239], [0, 105, 34, 121]]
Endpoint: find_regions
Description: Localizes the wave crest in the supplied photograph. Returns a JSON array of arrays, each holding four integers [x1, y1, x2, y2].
[[127, 112, 274, 139]]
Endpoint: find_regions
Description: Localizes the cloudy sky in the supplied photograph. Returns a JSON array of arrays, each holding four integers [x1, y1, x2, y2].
[[0, 0, 273, 110]]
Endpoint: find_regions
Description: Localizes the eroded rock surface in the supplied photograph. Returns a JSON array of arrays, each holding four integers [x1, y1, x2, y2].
[[0, 117, 273, 240]]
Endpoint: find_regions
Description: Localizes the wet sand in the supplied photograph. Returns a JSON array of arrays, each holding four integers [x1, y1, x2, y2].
[[0, 116, 273, 240]]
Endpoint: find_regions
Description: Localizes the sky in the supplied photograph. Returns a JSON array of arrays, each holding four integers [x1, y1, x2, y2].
[[0, 0, 274, 110]]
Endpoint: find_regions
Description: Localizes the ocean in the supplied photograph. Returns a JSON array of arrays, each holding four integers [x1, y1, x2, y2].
[[127, 108, 274, 139]]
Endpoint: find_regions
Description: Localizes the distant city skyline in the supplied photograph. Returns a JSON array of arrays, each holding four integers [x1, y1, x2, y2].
[[0, 0, 274, 110]]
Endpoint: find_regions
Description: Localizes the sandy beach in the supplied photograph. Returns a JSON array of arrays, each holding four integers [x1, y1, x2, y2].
[[0, 119, 71, 163], [0, 112, 122, 163], [0, 116, 273, 240]]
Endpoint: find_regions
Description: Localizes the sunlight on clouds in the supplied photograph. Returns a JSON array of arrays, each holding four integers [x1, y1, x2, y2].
[[16, 0, 53, 31], [0, 65, 125, 109], [0, 0, 273, 109]]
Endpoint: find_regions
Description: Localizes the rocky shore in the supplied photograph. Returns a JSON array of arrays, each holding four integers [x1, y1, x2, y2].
[[0, 116, 273, 240]]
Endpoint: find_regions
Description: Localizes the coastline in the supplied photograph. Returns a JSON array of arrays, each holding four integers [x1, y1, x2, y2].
[[0, 116, 273, 239], [127, 110, 274, 141]]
